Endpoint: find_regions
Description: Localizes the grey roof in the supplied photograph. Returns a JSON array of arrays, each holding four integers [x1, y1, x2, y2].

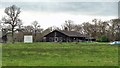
[[43, 30, 84, 37], [58, 30, 85, 37], [44, 30, 86, 37]]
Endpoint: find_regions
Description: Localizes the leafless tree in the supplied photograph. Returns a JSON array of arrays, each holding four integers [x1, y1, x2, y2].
[[17, 20, 23, 29], [62, 20, 75, 31], [23, 25, 34, 33], [42, 27, 53, 36], [32, 21, 43, 34], [2, 5, 21, 43], [31, 21, 43, 42], [109, 18, 120, 41], [74, 24, 83, 34]]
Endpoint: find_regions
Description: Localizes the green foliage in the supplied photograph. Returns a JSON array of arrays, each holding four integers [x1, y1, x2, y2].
[[2, 42, 118, 66], [96, 35, 109, 42]]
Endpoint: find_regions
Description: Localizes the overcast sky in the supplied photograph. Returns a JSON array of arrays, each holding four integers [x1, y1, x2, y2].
[[0, 1, 118, 29], [1, 0, 119, 2]]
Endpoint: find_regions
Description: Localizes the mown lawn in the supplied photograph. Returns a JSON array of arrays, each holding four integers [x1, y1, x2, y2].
[[1, 42, 119, 66]]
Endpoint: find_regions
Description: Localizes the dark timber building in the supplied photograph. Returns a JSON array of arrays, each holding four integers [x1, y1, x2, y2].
[[43, 30, 95, 42]]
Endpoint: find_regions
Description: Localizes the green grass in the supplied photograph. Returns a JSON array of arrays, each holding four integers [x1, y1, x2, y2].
[[2, 42, 119, 66]]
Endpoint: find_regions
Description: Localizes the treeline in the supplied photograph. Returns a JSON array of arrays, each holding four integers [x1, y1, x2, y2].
[[0, 5, 120, 43], [2, 18, 120, 42], [65, 19, 120, 42], [45, 19, 120, 42]]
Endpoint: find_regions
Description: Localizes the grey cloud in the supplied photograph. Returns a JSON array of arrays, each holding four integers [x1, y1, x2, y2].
[[118, 1, 120, 17], [1, 0, 119, 2], [1, 2, 118, 16]]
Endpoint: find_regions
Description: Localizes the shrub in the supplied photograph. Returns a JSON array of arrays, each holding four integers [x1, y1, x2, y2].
[[96, 35, 109, 42]]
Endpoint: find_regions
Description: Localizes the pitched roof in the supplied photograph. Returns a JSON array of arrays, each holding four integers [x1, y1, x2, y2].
[[58, 30, 86, 37], [44, 30, 86, 37]]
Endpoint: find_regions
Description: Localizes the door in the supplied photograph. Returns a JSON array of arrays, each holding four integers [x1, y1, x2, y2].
[[54, 37, 58, 42]]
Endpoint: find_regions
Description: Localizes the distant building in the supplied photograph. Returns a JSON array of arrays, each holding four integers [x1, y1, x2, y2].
[[0, 28, 8, 43], [43, 30, 95, 42]]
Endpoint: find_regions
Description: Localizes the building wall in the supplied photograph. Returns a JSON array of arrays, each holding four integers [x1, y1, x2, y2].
[[44, 31, 68, 42]]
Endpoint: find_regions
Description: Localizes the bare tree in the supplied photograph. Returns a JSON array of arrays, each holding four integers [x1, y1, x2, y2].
[[74, 24, 83, 34], [82, 22, 92, 38], [51, 26, 61, 31], [62, 20, 75, 31], [0, 21, 2, 29], [42, 27, 53, 36], [23, 25, 34, 33], [92, 19, 98, 39], [32, 21, 39, 30], [109, 18, 120, 41], [31, 21, 43, 42], [32, 21, 43, 34], [2, 5, 21, 43], [17, 20, 23, 29]]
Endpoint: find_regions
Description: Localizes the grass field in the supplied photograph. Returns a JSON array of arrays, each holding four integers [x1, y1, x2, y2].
[[1, 42, 119, 66]]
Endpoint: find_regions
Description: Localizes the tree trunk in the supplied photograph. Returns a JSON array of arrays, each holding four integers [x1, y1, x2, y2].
[[12, 27, 15, 44], [35, 30, 37, 42]]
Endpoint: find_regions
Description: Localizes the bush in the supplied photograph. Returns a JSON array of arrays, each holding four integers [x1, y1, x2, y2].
[[96, 35, 109, 42]]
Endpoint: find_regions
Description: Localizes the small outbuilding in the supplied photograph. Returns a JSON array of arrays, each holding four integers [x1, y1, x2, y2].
[[24, 35, 33, 43]]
